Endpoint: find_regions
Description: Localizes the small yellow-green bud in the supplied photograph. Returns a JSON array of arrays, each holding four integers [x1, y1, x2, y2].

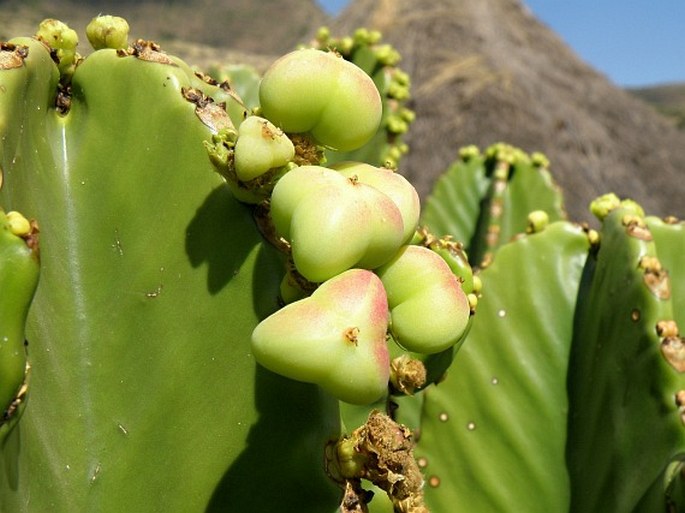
[[589, 193, 621, 221], [459, 145, 481, 161], [86, 15, 130, 50], [36, 19, 79, 73], [315, 26, 330, 44], [468, 293, 479, 312], [387, 82, 410, 101], [472, 274, 483, 294], [490, 143, 516, 166], [526, 210, 550, 234], [388, 148, 405, 164], [336, 437, 365, 478], [531, 151, 550, 168], [36, 19, 78, 51], [512, 147, 530, 166], [6, 211, 31, 236], [338, 36, 354, 54], [368, 30, 382, 44], [586, 229, 600, 246], [392, 69, 410, 86], [619, 198, 645, 218], [399, 107, 416, 123], [374, 44, 400, 66], [386, 115, 408, 134], [353, 28, 370, 44]]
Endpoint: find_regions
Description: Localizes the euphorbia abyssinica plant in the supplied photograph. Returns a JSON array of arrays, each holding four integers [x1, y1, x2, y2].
[[4, 14, 685, 513]]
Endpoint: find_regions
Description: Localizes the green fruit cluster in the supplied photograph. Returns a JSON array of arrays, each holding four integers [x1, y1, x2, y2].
[[205, 48, 475, 404]]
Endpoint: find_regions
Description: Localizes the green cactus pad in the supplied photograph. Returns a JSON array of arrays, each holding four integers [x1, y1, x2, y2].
[[567, 207, 685, 512], [0, 34, 339, 511], [208, 63, 262, 111], [408, 221, 590, 512], [647, 216, 684, 327], [0, 210, 38, 422], [421, 143, 566, 267]]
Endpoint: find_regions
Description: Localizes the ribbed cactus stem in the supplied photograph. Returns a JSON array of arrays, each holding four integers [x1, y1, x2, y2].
[[475, 156, 510, 268], [0, 210, 39, 426], [0, 20, 342, 510], [567, 202, 685, 512], [421, 143, 565, 269]]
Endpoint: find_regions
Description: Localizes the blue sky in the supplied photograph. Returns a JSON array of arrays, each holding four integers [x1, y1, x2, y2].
[[316, 1, 685, 88]]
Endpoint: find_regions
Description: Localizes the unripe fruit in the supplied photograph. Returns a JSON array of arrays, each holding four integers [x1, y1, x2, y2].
[[526, 210, 550, 234], [35, 19, 78, 74], [376, 245, 470, 354], [270, 166, 404, 283], [269, 165, 342, 238], [259, 49, 382, 152], [289, 182, 404, 282], [86, 15, 129, 50], [332, 161, 420, 243], [590, 193, 621, 221], [251, 269, 390, 404], [233, 116, 294, 182]]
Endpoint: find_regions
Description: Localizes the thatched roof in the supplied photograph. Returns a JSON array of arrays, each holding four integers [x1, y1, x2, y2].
[[331, 0, 685, 221]]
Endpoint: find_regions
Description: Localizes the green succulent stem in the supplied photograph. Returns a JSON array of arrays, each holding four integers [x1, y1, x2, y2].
[[421, 143, 565, 269], [0, 211, 39, 421], [0, 22, 340, 511], [567, 203, 685, 512]]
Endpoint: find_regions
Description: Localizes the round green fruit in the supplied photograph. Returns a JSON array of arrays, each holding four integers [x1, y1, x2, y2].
[[332, 161, 420, 243], [259, 49, 382, 152], [270, 166, 404, 283], [251, 269, 390, 404], [86, 15, 129, 50], [376, 245, 471, 354], [233, 115, 294, 182], [269, 165, 344, 239]]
